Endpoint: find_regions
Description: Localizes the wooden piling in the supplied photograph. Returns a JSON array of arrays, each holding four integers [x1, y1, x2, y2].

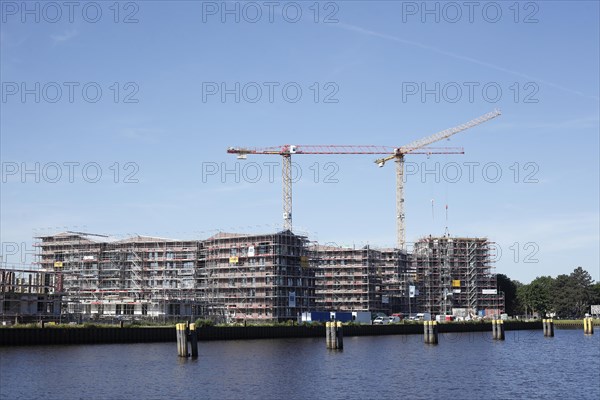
[[492, 319, 497, 340], [497, 320, 505, 340], [189, 323, 198, 358], [176, 323, 181, 356], [325, 322, 331, 349], [423, 321, 430, 344], [176, 323, 189, 357], [335, 321, 344, 350], [430, 321, 438, 344], [542, 319, 547, 336], [176, 323, 183, 356], [543, 319, 554, 337], [584, 317, 594, 335]]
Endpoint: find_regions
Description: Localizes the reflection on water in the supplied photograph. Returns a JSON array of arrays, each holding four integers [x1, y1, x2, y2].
[[1, 330, 598, 400]]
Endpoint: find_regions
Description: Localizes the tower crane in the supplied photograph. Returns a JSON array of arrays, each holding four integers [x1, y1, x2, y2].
[[374, 109, 502, 250], [226, 145, 464, 232]]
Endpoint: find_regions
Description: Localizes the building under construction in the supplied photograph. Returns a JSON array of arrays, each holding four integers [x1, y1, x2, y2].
[[34, 230, 317, 323], [30, 231, 504, 322], [314, 245, 411, 315], [314, 245, 382, 312], [203, 231, 316, 322], [1, 267, 61, 322], [411, 236, 504, 317], [35, 232, 209, 321]]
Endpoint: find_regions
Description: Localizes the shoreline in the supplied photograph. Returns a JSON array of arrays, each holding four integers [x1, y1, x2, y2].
[[0, 321, 550, 346]]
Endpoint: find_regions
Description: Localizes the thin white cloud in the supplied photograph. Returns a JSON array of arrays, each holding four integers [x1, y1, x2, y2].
[[335, 22, 599, 101], [121, 128, 161, 143], [50, 29, 78, 44]]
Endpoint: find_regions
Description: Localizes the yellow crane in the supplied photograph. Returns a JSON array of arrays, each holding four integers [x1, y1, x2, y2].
[[375, 109, 502, 249]]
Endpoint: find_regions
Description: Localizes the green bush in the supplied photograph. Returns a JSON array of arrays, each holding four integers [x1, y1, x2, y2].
[[194, 318, 215, 327]]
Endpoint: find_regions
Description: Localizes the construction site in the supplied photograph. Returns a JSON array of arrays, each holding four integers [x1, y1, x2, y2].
[[32, 231, 209, 322], [203, 231, 317, 322], [1, 110, 506, 323], [314, 245, 411, 315], [0, 230, 503, 324], [411, 236, 504, 318], [0, 267, 61, 322]]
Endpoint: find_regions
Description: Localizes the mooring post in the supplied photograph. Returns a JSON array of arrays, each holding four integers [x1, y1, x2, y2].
[[176, 323, 188, 357], [423, 321, 429, 344], [189, 323, 198, 358], [542, 319, 547, 337], [179, 323, 185, 357], [492, 319, 497, 340], [543, 319, 554, 337], [584, 317, 594, 335], [176, 323, 181, 356], [430, 321, 438, 345], [497, 319, 505, 341], [325, 322, 331, 349], [335, 321, 344, 350], [330, 320, 337, 349], [120, 320, 124, 328]]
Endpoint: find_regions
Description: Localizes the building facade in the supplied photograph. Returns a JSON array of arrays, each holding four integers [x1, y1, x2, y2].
[[35, 232, 208, 320], [36, 230, 317, 322], [314, 245, 411, 315], [31, 231, 505, 322], [203, 231, 316, 322], [411, 236, 505, 317], [1, 267, 61, 322], [314, 245, 383, 312]]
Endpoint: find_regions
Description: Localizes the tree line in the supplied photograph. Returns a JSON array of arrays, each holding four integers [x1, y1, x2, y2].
[[497, 267, 600, 318]]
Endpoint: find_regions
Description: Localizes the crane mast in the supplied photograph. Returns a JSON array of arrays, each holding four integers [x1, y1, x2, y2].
[[282, 154, 293, 230], [227, 145, 462, 232], [376, 109, 502, 249]]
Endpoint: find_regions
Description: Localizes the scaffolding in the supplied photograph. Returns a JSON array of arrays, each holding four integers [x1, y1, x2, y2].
[[412, 236, 504, 317], [34, 232, 211, 321], [31, 231, 504, 321], [203, 230, 316, 322], [314, 244, 396, 313], [0, 266, 61, 322], [379, 248, 411, 314]]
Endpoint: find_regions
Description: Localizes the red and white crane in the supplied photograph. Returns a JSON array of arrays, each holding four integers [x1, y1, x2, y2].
[[226, 145, 463, 233]]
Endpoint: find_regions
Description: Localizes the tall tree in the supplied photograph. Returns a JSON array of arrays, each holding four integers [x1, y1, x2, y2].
[[591, 282, 600, 306], [568, 267, 593, 317], [520, 276, 554, 317], [552, 274, 574, 318], [497, 274, 519, 315]]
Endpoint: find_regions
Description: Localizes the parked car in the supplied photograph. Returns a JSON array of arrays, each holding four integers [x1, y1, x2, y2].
[[388, 316, 401, 323], [373, 316, 389, 325], [415, 313, 432, 321]]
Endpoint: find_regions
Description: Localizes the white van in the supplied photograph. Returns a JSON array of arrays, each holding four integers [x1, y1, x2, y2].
[[415, 313, 432, 321]]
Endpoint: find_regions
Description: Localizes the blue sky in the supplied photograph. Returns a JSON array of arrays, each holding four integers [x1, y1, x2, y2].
[[1, 1, 599, 283]]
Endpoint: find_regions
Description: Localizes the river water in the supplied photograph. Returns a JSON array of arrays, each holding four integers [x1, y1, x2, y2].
[[1, 330, 598, 400]]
